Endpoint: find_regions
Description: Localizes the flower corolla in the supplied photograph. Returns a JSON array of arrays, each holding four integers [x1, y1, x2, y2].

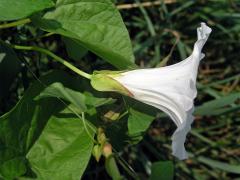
[[91, 23, 212, 160]]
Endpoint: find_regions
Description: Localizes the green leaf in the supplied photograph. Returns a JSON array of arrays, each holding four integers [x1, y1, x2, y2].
[[105, 117, 129, 150], [0, 71, 96, 179], [0, 42, 21, 99], [32, 0, 136, 69], [84, 92, 116, 108], [0, 0, 54, 21], [36, 82, 115, 110], [27, 114, 94, 179], [35, 82, 87, 112], [0, 157, 26, 180], [125, 98, 157, 143], [62, 37, 88, 61], [128, 108, 154, 136], [150, 161, 174, 180]]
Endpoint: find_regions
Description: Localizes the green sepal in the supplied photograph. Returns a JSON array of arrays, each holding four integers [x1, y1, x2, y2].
[[90, 70, 133, 97]]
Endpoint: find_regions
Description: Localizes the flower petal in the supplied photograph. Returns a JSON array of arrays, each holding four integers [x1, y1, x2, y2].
[[114, 23, 212, 159]]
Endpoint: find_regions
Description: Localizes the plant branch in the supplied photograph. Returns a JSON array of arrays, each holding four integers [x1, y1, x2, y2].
[[117, 0, 176, 10], [25, 32, 55, 42], [12, 44, 91, 79], [0, 18, 31, 29]]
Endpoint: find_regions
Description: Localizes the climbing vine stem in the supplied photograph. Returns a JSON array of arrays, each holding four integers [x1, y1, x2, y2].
[[12, 44, 92, 79]]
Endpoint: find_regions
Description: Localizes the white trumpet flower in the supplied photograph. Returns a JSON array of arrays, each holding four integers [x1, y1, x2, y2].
[[91, 23, 212, 160]]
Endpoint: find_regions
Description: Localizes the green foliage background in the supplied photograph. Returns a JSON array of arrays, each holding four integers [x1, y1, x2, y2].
[[0, 0, 240, 179]]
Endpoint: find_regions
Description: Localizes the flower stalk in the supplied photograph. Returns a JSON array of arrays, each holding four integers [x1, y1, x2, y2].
[[0, 18, 31, 29], [12, 44, 91, 79]]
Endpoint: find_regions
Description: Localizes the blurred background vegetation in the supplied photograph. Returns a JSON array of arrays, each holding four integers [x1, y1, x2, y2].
[[0, 0, 240, 179]]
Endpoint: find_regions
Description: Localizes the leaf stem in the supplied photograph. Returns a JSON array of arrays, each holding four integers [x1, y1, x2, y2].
[[0, 18, 31, 29], [12, 44, 91, 79]]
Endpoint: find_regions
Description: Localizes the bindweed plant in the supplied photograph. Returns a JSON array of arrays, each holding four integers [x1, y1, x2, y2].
[[0, 0, 239, 180]]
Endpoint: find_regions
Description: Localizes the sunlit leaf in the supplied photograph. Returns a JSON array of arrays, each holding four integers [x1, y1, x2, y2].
[[32, 0, 136, 69], [36, 82, 115, 111], [128, 108, 154, 136], [27, 114, 94, 179]]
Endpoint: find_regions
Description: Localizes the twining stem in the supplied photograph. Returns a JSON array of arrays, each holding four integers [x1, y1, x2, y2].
[[0, 18, 31, 29], [12, 44, 91, 79], [26, 32, 55, 42]]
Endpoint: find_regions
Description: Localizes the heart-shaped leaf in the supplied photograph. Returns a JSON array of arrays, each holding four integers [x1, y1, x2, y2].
[[33, 0, 136, 69]]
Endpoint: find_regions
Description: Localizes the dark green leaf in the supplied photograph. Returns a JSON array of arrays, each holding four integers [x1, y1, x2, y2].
[[105, 117, 129, 150], [0, 0, 54, 21], [0, 42, 21, 99], [32, 0, 136, 69], [150, 161, 174, 180], [0, 157, 26, 180], [62, 37, 88, 61]]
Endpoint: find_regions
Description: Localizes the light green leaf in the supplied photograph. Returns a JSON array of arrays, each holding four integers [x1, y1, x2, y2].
[[27, 115, 94, 180], [128, 108, 154, 136], [150, 161, 174, 180], [84, 92, 116, 108], [36, 82, 87, 112], [33, 0, 136, 69], [36, 82, 116, 110], [0, 0, 54, 21]]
